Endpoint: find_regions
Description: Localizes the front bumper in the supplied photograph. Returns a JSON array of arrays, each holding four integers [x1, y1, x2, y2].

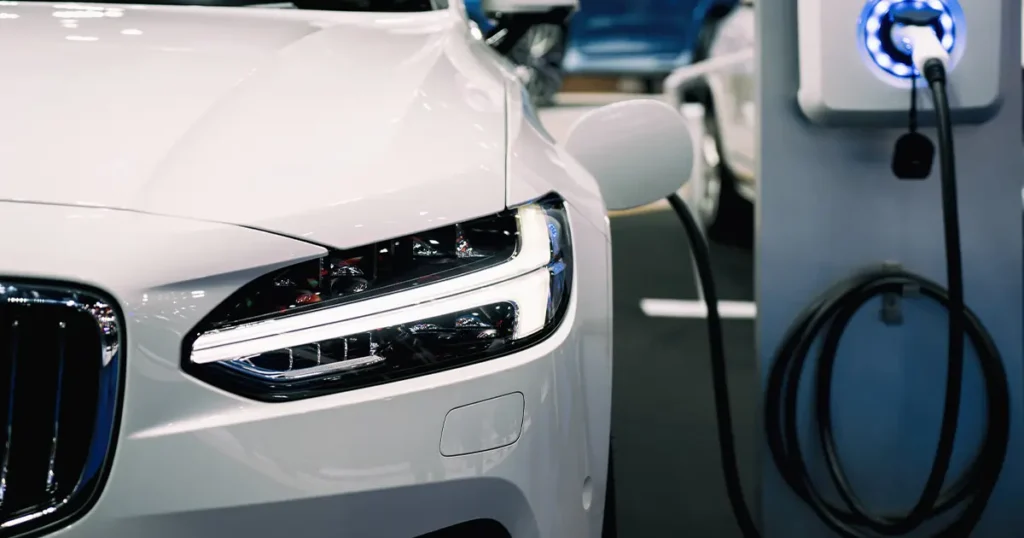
[[0, 201, 612, 538]]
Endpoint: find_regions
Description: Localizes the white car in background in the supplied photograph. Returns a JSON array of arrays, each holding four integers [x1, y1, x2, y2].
[[0, 0, 688, 536], [686, 0, 755, 244]]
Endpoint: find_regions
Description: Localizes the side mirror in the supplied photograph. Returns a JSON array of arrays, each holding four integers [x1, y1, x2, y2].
[[563, 99, 696, 211]]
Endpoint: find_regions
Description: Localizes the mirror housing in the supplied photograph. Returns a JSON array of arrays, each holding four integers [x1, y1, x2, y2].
[[563, 99, 696, 212]]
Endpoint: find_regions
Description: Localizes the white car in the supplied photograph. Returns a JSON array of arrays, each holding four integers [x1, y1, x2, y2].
[[698, 0, 755, 242], [0, 0, 658, 536]]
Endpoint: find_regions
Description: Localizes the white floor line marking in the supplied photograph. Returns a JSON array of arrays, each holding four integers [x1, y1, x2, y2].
[[640, 298, 757, 319]]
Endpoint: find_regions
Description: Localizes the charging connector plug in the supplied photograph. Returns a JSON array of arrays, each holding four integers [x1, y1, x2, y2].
[[891, 24, 950, 75]]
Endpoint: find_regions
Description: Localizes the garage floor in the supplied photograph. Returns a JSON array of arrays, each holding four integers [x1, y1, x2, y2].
[[610, 210, 755, 538], [540, 96, 757, 538]]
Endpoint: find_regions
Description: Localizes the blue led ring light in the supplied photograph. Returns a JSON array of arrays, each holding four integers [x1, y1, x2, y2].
[[862, 0, 956, 78]]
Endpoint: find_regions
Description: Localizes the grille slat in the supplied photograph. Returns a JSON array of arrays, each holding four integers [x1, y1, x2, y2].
[[46, 321, 68, 497], [0, 282, 122, 537], [0, 320, 18, 509]]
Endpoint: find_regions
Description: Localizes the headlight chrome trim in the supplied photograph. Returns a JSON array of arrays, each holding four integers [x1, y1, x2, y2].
[[183, 194, 573, 402], [190, 203, 554, 362]]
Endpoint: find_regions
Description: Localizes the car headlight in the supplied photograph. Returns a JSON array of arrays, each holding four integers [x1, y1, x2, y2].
[[183, 195, 572, 401]]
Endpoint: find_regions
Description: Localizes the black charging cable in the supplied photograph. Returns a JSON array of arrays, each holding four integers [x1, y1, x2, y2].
[[909, 69, 919, 132], [668, 59, 1011, 538]]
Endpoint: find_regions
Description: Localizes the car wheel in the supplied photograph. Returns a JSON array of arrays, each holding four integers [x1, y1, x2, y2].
[[695, 122, 723, 225], [700, 100, 754, 247], [507, 22, 568, 108]]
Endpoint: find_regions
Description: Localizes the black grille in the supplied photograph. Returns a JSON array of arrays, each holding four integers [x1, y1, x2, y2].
[[0, 282, 122, 537]]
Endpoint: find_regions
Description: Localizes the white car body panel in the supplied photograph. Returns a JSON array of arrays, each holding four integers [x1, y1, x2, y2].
[[0, 3, 613, 537], [504, 82, 609, 233], [0, 4, 513, 250]]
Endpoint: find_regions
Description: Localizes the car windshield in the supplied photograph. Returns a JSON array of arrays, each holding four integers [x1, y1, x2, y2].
[[18, 0, 448, 11]]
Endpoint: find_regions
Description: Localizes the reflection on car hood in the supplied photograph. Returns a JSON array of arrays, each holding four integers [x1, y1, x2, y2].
[[0, 3, 509, 249]]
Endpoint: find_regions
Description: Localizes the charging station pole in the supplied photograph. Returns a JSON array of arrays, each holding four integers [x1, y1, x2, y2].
[[756, 0, 1024, 536]]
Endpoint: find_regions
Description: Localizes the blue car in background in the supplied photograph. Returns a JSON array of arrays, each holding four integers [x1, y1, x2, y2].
[[466, 0, 739, 104]]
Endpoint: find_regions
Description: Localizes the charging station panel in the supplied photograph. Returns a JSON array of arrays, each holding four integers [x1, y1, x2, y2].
[[761, 0, 1023, 535], [797, 0, 1004, 126]]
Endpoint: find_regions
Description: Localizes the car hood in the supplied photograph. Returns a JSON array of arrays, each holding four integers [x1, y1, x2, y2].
[[0, 3, 509, 249]]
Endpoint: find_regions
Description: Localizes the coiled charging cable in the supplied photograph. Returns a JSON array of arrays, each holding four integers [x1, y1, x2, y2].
[[668, 51, 1011, 538]]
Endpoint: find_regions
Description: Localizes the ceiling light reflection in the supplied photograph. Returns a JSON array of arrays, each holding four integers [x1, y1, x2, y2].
[[53, 8, 123, 18], [53, 3, 105, 9], [54, 10, 105, 18]]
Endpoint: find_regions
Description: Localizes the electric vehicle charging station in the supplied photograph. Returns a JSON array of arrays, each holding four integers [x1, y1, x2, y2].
[[756, 0, 1024, 536], [570, 0, 1023, 535]]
